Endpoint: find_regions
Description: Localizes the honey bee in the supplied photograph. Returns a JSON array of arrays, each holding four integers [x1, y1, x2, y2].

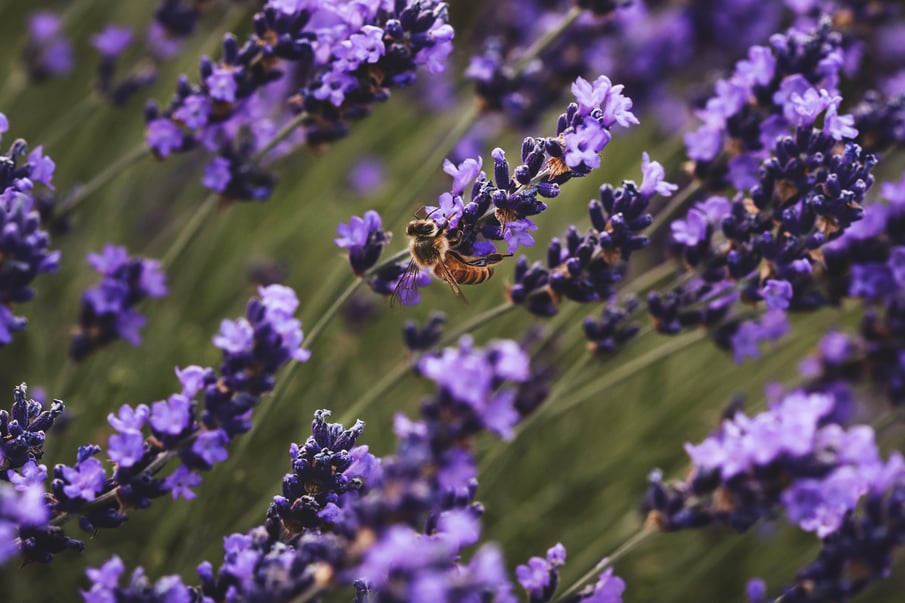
[[392, 218, 511, 305]]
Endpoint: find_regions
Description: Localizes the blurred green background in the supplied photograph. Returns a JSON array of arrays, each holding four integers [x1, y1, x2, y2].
[[1, 1, 904, 601]]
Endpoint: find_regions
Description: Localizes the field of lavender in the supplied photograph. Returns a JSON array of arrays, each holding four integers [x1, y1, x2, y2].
[[2, 1, 905, 601]]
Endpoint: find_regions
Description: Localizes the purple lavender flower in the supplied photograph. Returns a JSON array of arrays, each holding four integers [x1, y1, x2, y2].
[[24, 12, 74, 80], [146, 1, 455, 200], [348, 156, 386, 196], [646, 389, 905, 537], [658, 74, 877, 355], [91, 26, 133, 58], [575, 564, 626, 603], [418, 336, 529, 440], [516, 542, 567, 602], [0, 384, 64, 475], [1, 481, 50, 565], [18, 286, 310, 563], [82, 555, 193, 602], [0, 117, 61, 345], [746, 578, 767, 602], [70, 245, 168, 361], [510, 152, 671, 316], [335, 210, 390, 275], [76, 324, 552, 597]]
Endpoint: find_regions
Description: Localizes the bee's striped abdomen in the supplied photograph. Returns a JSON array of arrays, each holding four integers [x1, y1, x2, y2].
[[442, 262, 493, 285]]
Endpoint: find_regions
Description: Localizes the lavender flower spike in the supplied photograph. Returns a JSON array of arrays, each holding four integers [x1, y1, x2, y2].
[[70, 245, 168, 361], [9, 286, 311, 564], [0, 113, 61, 345]]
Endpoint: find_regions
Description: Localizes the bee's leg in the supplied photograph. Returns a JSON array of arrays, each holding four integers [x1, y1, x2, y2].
[[446, 228, 462, 246]]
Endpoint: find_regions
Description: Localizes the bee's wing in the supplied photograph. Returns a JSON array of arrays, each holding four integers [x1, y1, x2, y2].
[[434, 256, 469, 304], [447, 250, 512, 267], [390, 259, 423, 308]]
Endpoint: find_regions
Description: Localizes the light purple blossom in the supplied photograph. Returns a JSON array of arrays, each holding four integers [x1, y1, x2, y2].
[[443, 156, 483, 195], [334, 210, 383, 249], [107, 430, 146, 468], [671, 209, 708, 246], [564, 118, 610, 170], [27, 146, 56, 189], [146, 118, 183, 157], [191, 430, 229, 466], [424, 192, 465, 230], [760, 279, 793, 310], [176, 365, 208, 399], [149, 394, 192, 436], [202, 157, 232, 193], [213, 318, 254, 354], [206, 67, 238, 103], [91, 26, 133, 58], [502, 219, 537, 253], [639, 152, 677, 198], [164, 466, 203, 500], [60, 457, 106, 501]]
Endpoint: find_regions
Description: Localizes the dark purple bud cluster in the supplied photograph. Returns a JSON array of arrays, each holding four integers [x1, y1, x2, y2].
[[148, 0, 207, 60], [0, 114, 61, 346], [0, 384, 63, 477], [9, 286, 310, 564], [509, 152, 671, 317], [23, 11, 74, 81], [466, 3, 631, 127], [644, 389, 904, 537], [69, 245, 168, 361], [685, 20, 853, 187], [850, 90, 905, 153], [0, 384, 81, 565], [787, 175, 905, 406], [145, 0, 453, 201], [403, 311, 446, 351], [91, 25, 158, 107], [781, 481, 905, 602], [583, 297, 642, 354], [659, 123, 877, 362]]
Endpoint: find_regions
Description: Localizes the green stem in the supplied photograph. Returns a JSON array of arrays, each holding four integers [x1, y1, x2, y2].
[[387, 104, 479, 227], [547, 330, 706, 421], [302, 277, 363, 349], [231, 274, 365, 461], [554, 528, 655, 602], [369, 247, 413, 273], [512, 6, 583, 75], [439, 303, 516, 346], [161, 193, 218, 269], [339, 361, 411, 425], [251, 112, 310, 166], [41, 95, 102, 149], [57, 144, 150, 217], [479, 329, 703, 492]]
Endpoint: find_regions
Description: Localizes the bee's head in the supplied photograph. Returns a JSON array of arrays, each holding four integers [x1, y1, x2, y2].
[[406, 219, 441, 238]]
